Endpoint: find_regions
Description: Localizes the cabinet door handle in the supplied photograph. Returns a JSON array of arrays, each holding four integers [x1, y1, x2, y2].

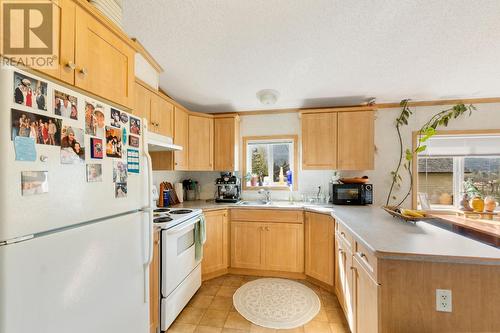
[[265, 227, 270, 231], [79, 67, 88, 76], [65, 61, 76, 70]]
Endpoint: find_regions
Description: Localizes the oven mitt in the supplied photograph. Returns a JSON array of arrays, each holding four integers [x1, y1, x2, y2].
[[195, 214, 207, 261]]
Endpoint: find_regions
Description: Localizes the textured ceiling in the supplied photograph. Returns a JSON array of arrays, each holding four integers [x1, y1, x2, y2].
[[122, 0, 500, 112]]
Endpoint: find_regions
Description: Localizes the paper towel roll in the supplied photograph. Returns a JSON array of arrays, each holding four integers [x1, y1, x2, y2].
[[175, 183, 184, 203]]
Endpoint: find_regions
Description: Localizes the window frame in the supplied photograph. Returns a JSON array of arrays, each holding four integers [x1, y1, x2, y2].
[[412, 129, 500, 210], [242, 135, 298, 191]]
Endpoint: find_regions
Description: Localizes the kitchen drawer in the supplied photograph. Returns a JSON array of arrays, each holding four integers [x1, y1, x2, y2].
[[230, 209, 303, 223], [336, 222, 354, 251], [354, 240, 378, 281]]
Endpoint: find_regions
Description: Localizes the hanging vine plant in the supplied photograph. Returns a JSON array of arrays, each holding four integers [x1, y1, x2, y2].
[[385, 99, 476, 208]]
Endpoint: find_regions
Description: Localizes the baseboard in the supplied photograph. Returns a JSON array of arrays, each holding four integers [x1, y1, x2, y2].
[[305, 275, 335, 293], [228, 268, 307, 280], [202, 268, 229, 282]]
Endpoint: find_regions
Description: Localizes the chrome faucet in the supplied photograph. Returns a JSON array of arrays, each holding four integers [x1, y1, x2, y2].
[[258, 188, 272, 204]]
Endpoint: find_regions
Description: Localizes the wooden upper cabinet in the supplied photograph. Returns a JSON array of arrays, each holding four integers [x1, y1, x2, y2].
[[305, 212, 335, 286], [337, 110, 375, 170], [154, 95, 174, 137], [74, 6, 135, 108], [188, 115, 214, 170], [301, 112, 338, 169], [133, 81, 151, 124], [214, 116, 239, 171], [202, 210, 229, 277], [37, 0, 76, 85], [173, 107, 189, 170]]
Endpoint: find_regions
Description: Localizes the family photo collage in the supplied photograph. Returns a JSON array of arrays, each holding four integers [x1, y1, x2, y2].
[[12, 71, 142, 198]]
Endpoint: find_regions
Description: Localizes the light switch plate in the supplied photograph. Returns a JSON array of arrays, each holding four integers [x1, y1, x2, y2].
[[436, 289, 452, 312]]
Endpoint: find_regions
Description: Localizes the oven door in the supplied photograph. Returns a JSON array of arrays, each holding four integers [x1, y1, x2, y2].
[[161, 217, 201, 297], [332, 185, 362, 204]]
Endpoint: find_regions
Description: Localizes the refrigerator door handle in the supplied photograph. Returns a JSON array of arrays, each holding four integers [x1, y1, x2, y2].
[[142, 120, 154, 304], [143, 120, 154, 267]]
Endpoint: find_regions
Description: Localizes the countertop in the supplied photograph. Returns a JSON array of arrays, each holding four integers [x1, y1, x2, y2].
[[171, 200, 336, 215], [171, 200, 500, 265], [332, 205, 500, 264]]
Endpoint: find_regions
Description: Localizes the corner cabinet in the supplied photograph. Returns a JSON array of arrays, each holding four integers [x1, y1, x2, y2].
[[202, 210, 229, 279], [301, 108, 375, 171], [305, 212, 335, 286], [188, 114, 214, 170], [214, 116, 240, 171]]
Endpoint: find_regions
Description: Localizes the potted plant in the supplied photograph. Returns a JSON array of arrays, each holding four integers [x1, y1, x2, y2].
[[385, 100, 476, 209], [464, 178, 484, 212]]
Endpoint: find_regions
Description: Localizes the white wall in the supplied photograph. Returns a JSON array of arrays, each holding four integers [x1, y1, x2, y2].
[[153, 102, 500, 204]]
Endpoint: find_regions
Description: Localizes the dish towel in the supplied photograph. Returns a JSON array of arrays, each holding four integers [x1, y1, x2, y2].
[[195, 214, 207, 261]]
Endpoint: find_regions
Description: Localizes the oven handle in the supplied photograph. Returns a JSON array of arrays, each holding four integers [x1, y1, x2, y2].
[[166, 217, 201, 235]]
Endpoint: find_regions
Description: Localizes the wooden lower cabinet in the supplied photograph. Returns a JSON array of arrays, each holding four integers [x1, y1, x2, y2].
[[231, 222, 264, 270], [202, 210, 229, 277], [264, 222, 304, 273], [149, 229, 160, 333], [353, 256, 379, 333], [305, 212, 334, 286], [335, 232, 355, 331], [231, 221, 304, 273]]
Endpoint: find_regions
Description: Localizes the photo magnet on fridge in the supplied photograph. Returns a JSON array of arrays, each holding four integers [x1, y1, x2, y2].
[[85, 101, 106, 138], [60, 125, 85, 164], [14, 72, 48, 111], [130, 116, 141, 135], [129, 135, 140, 148], [11, 109, 62, 146], [105, 126, 122, 158], [86, 164, 103, 182], [120, 113, 129, 124], [127, 149, 140, 174], [90, 137, 103, 159], [112, 160, 128, 183], [21, 171, 48, 196], [54, 90, 78, 120], [110, 108, 121, 128], [115, 183, 127, 198]]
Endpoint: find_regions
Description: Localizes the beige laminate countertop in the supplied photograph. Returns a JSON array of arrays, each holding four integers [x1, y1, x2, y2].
[[171, 200, 500, 265], [332, 205, 500, 265]]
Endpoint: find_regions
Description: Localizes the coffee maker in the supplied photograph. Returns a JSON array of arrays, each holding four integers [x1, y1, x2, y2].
[[215, 172, 241, 203]]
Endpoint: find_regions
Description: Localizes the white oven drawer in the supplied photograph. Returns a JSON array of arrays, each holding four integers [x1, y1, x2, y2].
[[161, 264, 201, 331]]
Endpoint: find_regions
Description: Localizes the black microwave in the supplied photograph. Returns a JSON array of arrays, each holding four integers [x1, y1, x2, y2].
[[329, 183, 373, 205]]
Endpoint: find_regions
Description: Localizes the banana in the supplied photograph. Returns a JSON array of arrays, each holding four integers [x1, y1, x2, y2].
[[400, 209, 425, 218]]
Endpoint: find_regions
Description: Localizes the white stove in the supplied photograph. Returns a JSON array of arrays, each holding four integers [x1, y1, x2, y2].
[[152, 206, 205, 331], [152, 207, 202, 229]]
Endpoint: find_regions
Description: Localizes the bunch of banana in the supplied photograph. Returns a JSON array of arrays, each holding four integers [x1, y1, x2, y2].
[[399, 208, 427, 218]]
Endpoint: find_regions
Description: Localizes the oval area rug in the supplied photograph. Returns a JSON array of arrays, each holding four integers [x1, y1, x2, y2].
[[233, 278, 320, 329]]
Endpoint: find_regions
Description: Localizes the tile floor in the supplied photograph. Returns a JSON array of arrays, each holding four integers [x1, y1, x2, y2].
[[166, 275, 350, 333]]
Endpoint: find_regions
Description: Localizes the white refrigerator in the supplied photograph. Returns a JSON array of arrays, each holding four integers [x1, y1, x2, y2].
[[0, 66, 153, 333]]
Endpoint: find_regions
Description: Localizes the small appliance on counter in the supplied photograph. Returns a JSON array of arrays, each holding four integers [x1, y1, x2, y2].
[[330, 182, 373, 205], [215, 172, 241, 203]]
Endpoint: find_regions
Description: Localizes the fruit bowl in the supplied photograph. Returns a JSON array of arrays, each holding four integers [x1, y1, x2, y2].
[[382, 206, 433, 223]]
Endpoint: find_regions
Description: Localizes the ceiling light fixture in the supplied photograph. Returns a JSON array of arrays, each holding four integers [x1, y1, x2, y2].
[[256, 89, 280, 105]]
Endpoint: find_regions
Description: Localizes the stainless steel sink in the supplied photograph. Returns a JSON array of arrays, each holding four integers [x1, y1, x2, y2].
[[237, 200, 271, 206]]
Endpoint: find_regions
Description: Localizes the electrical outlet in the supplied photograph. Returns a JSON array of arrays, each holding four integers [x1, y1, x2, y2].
[[436, 289, 452, 312]]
